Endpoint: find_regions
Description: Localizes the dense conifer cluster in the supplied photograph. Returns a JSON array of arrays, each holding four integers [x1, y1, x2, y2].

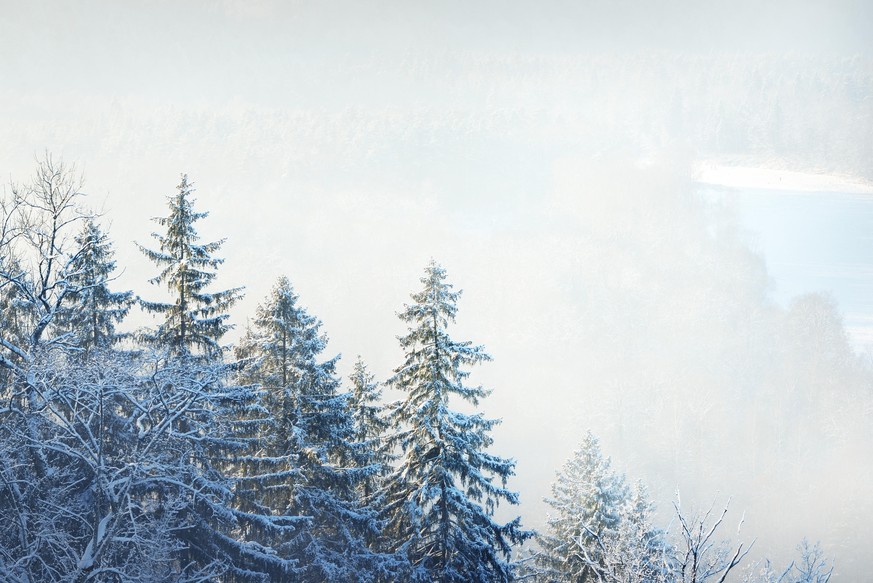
[[0, 161, 526, 582]]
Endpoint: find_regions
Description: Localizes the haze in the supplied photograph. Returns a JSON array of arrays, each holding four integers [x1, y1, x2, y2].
[[2, 0, 872, 579]]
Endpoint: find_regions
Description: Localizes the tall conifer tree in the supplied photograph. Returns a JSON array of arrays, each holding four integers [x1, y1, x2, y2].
[[53, 217, 133, 353], [138, 174, 242, 358], [538, 432, 627, 582], [536, 432, 671, 582], [383, 261, 529, 582], [348, 356, 391, 504], [234, 276, 392, 581]]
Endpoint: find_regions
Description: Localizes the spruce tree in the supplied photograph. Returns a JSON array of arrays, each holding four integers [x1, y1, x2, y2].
[[138, 174, 242, 358], [234, 276, 391, 581], [348, 356, 391, 504], [53, 217, 133, 354], [382, 260, 529, 582], [537, 431, 670, 582], [616, 481, 672, 581], [538, 431, 627, 582]]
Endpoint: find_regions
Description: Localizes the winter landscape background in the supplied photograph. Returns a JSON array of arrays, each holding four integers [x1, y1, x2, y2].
[[2, 0, 872, 579]]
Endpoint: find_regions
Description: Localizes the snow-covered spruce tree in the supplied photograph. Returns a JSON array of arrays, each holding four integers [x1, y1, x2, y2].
[[595, 481, 674, 583], [382, 261, 530, 582], [138, 174, 242, 358], [137, 351, 301, 582], [234, 276, 395, 581], [134, 176, 299, 579], [52, 217, 134, 355], [348, 356, 392, 505], [537, 431, 671, 583]]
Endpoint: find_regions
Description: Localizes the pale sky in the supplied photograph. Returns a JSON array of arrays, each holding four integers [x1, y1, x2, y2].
[[3, 1, 873, 578]]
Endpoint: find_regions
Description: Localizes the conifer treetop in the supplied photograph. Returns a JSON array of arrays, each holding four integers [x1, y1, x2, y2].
[[137, 174, 242, 358], [53, 216, 133, 352], [392, 260, 493, 407], [384, 260, 530, 582], [233, 275, 394, 580], [142, 174, 225, 283]]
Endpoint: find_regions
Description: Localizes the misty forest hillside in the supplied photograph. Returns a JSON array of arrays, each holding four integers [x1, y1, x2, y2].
[[0, 154, 868, 581], [2, 2, 873, 580]]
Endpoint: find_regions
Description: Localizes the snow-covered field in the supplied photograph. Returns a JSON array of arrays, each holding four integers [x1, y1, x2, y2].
[[696, 162, 873, 194]]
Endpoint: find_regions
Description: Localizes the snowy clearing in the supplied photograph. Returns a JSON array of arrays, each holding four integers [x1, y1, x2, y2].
[[696, 162, 873, 194]]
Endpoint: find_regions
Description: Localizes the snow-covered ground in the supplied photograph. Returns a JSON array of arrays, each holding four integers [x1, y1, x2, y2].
[[696, 162, 873, 194]]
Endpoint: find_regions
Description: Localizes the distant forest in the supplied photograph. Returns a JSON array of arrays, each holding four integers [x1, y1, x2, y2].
[[418, 52, 873, 178], [578, 54, 873, 178]]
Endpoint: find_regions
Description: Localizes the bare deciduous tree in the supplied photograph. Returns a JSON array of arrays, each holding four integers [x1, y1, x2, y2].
[[1, 154, 92, 383], [670, 496, 753, 583]]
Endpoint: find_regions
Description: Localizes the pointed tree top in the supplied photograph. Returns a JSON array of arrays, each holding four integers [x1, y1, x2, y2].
[[402, 260, 463, 326], [137, 173, 242, 358]]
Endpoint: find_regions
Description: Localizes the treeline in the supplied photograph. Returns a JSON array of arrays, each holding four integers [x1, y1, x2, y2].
[[0, 158, 834, 582], [579, 53, 873, 178], [489, 52, 873, 178], [0, 158, 527, 582]]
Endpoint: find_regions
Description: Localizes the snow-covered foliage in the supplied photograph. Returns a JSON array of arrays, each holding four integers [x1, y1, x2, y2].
[[1, 158, 838, 580], [234, 276, 395, 581], [51, 217, 134, 354], [137, 174, 242, 358], [0, 342, 274, 581], [667, 496, 754, 583], [536, 431, 672, 583], [591, 482, 675, 583], [0, 155, 90, 361], [347, 356, 392, 504], [382, 261, 531, 582], [533, 432, 833, 583], [348, 356, 389, 454]]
